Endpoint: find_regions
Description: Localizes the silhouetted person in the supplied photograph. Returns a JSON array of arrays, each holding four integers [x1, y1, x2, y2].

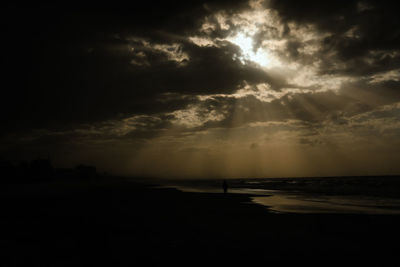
[[223, 179, 228, 194]]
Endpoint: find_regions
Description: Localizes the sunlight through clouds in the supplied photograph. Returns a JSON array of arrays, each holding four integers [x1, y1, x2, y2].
[[6, 0, 400, 178], [227, 32, 275, 67]]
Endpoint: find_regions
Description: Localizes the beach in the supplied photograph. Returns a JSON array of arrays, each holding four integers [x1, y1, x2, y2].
[[1, 177, 400, 266]]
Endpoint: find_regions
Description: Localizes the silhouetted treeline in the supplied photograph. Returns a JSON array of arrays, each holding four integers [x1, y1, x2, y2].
[[0, 159, 98, 185]]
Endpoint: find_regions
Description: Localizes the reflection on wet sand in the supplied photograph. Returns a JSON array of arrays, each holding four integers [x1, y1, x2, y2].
[[165, 184, 400, 215], [252, 194, 400, 214]]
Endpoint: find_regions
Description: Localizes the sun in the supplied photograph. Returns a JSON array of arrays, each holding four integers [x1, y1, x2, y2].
[[228, 32, 272, 67]]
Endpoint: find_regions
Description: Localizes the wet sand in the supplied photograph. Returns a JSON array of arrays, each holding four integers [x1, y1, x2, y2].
[[1, 178, 400, 266], [165, 182, 400, 214]]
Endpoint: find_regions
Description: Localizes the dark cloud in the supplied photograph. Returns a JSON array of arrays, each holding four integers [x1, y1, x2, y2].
[[187, 90, 357, 130], [285, 40, 302, 60], [318, 50, 400, 76], [2, 1, 400, 176], [299, 137, 323, 146], [9, 0, 398, 135], [339, 79, 400, 109], [2, 2, 281, 136], [268, 0, 400, 75], [268, 0, 360, 33]]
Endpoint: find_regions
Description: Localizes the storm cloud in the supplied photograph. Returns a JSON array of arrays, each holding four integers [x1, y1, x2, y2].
[[2, 0, 400, 177]]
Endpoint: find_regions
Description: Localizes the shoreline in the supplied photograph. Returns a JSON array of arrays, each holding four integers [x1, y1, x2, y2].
[[155, 180, 400, 215], [1, 178, 400, 265]]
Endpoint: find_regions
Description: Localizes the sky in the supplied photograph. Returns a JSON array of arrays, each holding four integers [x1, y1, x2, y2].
[[2, 0, 400, 178]]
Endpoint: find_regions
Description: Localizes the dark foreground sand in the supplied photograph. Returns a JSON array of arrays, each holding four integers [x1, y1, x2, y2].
[[1, 178, 399, 266]]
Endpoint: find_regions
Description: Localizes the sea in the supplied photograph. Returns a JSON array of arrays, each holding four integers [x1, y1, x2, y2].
[[158, 176, 400, 215]]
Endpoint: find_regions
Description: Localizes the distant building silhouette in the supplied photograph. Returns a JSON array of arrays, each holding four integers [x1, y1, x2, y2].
[[29, 159, 54, 181], [0, 159, 16, 184], [75, 164, 97, 180]]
